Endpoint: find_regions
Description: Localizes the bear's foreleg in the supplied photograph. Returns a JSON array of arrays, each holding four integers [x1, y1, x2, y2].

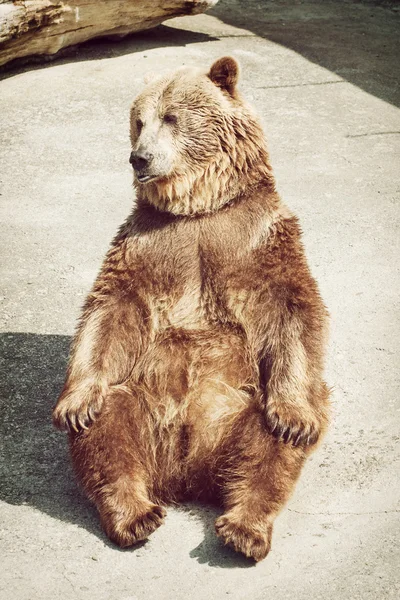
[[53, 294, 148, 432], [215, 407, 305, 561], [260, 305, 330, 448], [69, 388, 166, 547]]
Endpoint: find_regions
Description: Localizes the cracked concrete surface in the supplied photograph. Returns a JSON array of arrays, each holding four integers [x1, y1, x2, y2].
[[0, 1, 399, 599]]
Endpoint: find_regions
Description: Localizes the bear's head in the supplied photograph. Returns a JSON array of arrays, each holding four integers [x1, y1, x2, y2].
[[130, 57, 273, 216]]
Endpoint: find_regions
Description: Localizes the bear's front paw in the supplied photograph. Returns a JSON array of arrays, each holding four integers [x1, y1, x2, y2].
[[215, 513, 272, 562], [264, 398, 322, 447], [52, 386, 104, 432]]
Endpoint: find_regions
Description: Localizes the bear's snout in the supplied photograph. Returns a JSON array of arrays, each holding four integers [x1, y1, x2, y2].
[[129, 149, 154, 173]]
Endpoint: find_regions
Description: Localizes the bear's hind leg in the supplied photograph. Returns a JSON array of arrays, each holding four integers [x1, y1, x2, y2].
[[69, 388, 166, 548], [215, 407, 306, 561]]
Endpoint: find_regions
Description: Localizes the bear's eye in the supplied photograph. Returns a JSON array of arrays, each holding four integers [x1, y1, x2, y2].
[[136, 119, 143, 133], [163, 114, 177, 125]]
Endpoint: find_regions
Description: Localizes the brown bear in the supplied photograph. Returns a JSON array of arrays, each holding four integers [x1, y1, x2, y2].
[[53, 57, 330, 562]]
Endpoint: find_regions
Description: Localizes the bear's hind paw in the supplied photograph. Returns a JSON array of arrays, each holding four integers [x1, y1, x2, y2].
[[105, 505, 167, 548], [215, 513, 272, 562]]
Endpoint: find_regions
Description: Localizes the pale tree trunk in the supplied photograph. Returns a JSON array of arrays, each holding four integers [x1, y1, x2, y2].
[[0, 0, 218, 67]]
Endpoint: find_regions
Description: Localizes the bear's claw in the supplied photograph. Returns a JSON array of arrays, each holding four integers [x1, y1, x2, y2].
[[264, 407, 321, 447], [52, 390, 104, 432]]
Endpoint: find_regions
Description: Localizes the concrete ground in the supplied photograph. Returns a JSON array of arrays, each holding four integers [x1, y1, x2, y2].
[[1, 1, 399, 598]]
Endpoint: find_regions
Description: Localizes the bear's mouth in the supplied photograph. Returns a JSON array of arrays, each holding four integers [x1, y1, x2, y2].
[[136, 173, 156, 184]]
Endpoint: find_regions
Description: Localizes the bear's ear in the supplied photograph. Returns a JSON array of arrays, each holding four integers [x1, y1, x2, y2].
[[208, 56, 239, 96]]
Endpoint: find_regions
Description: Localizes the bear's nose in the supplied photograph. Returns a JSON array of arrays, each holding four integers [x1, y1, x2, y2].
[[129, 150, 154, 171]]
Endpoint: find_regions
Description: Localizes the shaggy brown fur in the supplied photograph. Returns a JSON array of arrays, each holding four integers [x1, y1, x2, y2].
[[53, 57, 330, 561]]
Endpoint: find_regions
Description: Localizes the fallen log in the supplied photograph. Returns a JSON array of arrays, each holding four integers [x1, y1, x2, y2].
[[0, 0, 218, 67]]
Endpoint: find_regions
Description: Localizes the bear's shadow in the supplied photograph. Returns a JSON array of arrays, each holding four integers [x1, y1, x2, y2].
[[0, 331, 252, 568]]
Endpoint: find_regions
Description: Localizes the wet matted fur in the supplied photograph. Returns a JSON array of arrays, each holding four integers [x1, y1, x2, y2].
[[53, 57, 330, 561]]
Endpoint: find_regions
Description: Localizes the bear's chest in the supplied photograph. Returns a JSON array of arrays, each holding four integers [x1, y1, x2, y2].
[[128, 213, 255, 332], [149, 245, 247, 332], [152, 280, 204, 330]]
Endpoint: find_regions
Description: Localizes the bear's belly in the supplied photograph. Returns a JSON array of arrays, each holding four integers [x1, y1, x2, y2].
[[127, 325, 260, 476], [129, 281, 259, 452], [131, 326, 257, 422]]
